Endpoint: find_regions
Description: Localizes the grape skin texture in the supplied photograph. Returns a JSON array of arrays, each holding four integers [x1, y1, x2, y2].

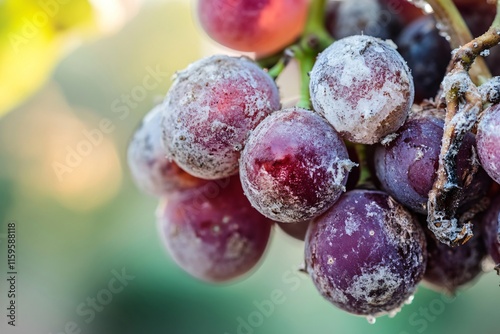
[[197, 0, 307, 54], [423, 223, 486, 294], [305, 190, 427, 316], [157, 175, 272, 283], [482, 195, 500, 266], [240, 108, 353, 223], [162, 55, 280, 180], [396, 16, 452, 103], [309, 35, 414, 144], [127, 105, 206, 196], [477, 104, 500, 184], [375, 112, 489, 214]]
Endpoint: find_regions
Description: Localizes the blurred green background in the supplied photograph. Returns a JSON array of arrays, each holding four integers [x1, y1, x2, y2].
[[0, 1, 499, 333]]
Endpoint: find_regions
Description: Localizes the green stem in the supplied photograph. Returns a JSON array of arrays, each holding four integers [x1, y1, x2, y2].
[[267, 55, 289, 80], [294, 47, 315, 109]]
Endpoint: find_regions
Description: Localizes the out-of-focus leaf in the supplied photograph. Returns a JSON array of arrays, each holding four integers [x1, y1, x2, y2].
[[0, 0, 129, 117]]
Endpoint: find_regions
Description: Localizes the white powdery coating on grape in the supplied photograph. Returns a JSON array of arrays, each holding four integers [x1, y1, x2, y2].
[[162, 55, 280, 180], [309, 35, 414, 144], [347, 265, 401, 307], [127, 105, 174, 195], [478, 105, 500, 183], [240, 108, 352, 223]]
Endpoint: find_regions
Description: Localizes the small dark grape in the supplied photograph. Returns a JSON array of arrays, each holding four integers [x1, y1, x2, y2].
[[240, 107, 353, 223], [423, 219, 487, 294], [325, 0, 402, 41], [157, 175, 272, 283], [305, 190, 427, 317], [277, 220, 310, 241]]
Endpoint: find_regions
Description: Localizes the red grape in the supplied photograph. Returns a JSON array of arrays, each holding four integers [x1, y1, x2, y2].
[[157, 175, 273, 283], [162, 55, 280, 180], [127, 105, 206, 196], [423, 219, 486, 294], [197, 0, 308, 54], [239, 107, 353, 223], [305, 189, 427, 317], [309, 35, 414, 144]]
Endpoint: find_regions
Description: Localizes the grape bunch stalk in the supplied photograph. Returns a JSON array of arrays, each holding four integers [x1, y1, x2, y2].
[[127, 0, 500, 322]]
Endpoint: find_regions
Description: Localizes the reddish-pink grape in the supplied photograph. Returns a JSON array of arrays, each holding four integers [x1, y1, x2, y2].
[[157, 175, 273, 283], [162, 55, 280, 180], [477, 103, 500, 184], [127, 105, 207, 196], [197, 0, 308, 54], [240, 107, 354, 223], [375, 111, 490, 214], [305, 190, 427, 317], [309, 35, 414, 144]]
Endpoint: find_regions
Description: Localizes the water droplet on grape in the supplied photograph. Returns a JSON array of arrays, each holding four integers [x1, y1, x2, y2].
[[405, 294, 415, 305], [366, 315, 376, 324]]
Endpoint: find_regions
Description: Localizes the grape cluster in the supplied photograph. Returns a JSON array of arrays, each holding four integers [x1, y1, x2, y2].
[[128, 0, 500, 323]]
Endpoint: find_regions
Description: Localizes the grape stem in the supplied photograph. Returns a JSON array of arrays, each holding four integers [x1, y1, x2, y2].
[[260, 0, 334, 109], [426, 1, 500, 247], [426, 0, 492, 85]]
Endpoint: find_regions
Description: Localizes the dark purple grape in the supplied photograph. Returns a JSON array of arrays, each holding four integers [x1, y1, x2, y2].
[[305, 190, 427, 317], [375, 111, 491, 214], [396, 16, 452, 103], [482, 195, 500, 267], [423, 218, 487, 294], [477, 103, 500, 184], [157, 175, 273, 283], [240, 107, 353, 223], [277, 220, 310, 241], [127, 105, 207, 196], [309, 35, 414, 144], [378, 0, 424, 25], [458, 0, 500, 76], [325, 0, 402, 41]]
